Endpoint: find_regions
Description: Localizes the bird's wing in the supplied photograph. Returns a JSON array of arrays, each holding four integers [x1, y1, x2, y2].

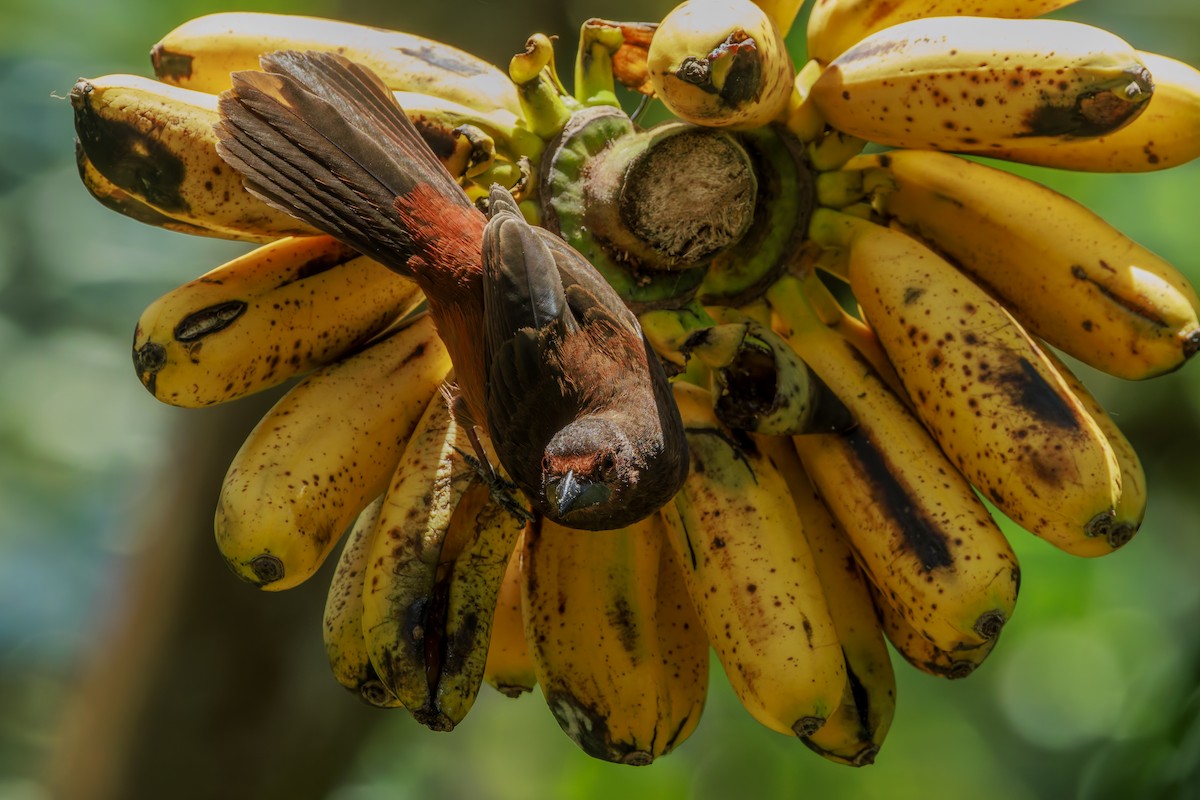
[[481, 185, 569, 354], [215, 49, 472, 273]]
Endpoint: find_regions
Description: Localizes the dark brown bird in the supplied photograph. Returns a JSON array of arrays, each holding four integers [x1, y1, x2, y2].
[[214, 50, 687, 530]]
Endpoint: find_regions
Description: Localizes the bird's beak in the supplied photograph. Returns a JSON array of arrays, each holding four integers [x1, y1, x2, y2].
[[548, 469, 612, 517]]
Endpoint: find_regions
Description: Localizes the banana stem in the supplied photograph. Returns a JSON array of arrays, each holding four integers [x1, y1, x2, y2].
[[806, 206, 874, 279]]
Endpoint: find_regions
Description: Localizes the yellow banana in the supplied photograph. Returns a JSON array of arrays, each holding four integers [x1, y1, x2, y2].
[[870, 584, 998, 680], [767, 273, 1020, 654], [806, 0, 1082, 65], [76, 142, 229, 239], [133, 236, 423, 407], [214, 316, 451, 590], [1044, 349, 1146, 549], [646, 0, 794, 129], [521, 514, 685, 765], [151, 11, 523, 116], [431, 481, 531, 725], [482, 531, 537, 697], [962, 51, 1200, 172], [71, 74, 533, 241], [842, 148, 1200, 380], [322, 497, 402, 707], [71, 74, 316, 242], [811, 208, 1126, 556], [359, 396, 479, 730], [653, 526, 710, 752], [809, 17, 1153, 151], [661, 381, 846, 738], [750, 0, 804, 37], [757, 434, 895, 767]]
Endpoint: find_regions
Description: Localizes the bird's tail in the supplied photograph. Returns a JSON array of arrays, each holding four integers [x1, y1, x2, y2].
[[215, 49, 473, 273]]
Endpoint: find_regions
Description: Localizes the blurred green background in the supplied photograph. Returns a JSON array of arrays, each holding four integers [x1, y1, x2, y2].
[[1, 0, 1198, 797]]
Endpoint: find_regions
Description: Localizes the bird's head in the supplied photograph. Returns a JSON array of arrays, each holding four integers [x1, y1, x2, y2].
[[541, 417, 655, 531]]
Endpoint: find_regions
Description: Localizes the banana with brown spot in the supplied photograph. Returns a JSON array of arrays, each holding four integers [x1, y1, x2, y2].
[[322, 497, 402, 707], [805, 0, 1081, 66], [661, 381, 846, 739], [767, 273, 1019, 654], [214, 315, 451, 590], [838, 149, 1200, 379], [70, 75, 318, 242], [756, 433, 896, 767], [646, 0, 794, 129], [133, 235, 422, 407], [70, 74, 533, 240], [432, 481, 531, 725], [75, 142, 236, 239], [522, 513, 691, 764], [652, 523, 710, 751], [960, 52, 1200, 172], [151, 11, 524, 117], [869, 583, 999, 680], [809, 17, 1153, 151], [1043, 348, 1146, 549], [811, 208, 1125, 556], [358, 396, 479, 730]]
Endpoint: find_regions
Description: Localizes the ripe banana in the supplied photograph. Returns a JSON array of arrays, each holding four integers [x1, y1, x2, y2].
[[133, 236, 423, 407], [482, 531, 537, 697], [661, 381, 846, 739], [870, 584, 998, 680], [358, 396, 480, 730], [962, 51, 1200, 172], [767, 273, 1020, 655], [76, 142, 228, 239], [72, 74, 534, 241], [757, 434, 895, 767], [522, 514, 691, 764], [841, 148, 1200, 380], [653, 526, 710, 750], [214, 316, 451, 590], [809, 17, 1153, 151], [811, 208, 1127, 556], [151, 12, 523, 117], [805, 0, 1082, 65], [71, 74, 317, 242], [647, 0, 794, 129], [1044, 349, 1147, 549], [322, 497, 402, 707], [432, 481, 531, 725]]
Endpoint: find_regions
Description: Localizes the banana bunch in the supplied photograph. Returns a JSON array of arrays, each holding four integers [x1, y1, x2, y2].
[[71, 0, 1200, 770]]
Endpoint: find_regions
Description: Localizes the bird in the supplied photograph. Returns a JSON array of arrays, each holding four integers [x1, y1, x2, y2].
[[214, 49, 688, 530]]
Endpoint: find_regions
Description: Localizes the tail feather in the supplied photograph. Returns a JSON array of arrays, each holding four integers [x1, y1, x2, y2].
[[214, 49, 472, 273]]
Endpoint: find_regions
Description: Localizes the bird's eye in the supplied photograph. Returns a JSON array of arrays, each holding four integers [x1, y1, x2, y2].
[[600, 453, 615, 473]]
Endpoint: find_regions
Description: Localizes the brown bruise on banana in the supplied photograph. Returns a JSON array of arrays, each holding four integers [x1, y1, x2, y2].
[[873, 589, 998, 680], [878, 276, 1119, 544], [820, 56, 1152, 148], [133, 248, 418, 407], [70, 79, 316, 236], [773, 308, 1018, 652]]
